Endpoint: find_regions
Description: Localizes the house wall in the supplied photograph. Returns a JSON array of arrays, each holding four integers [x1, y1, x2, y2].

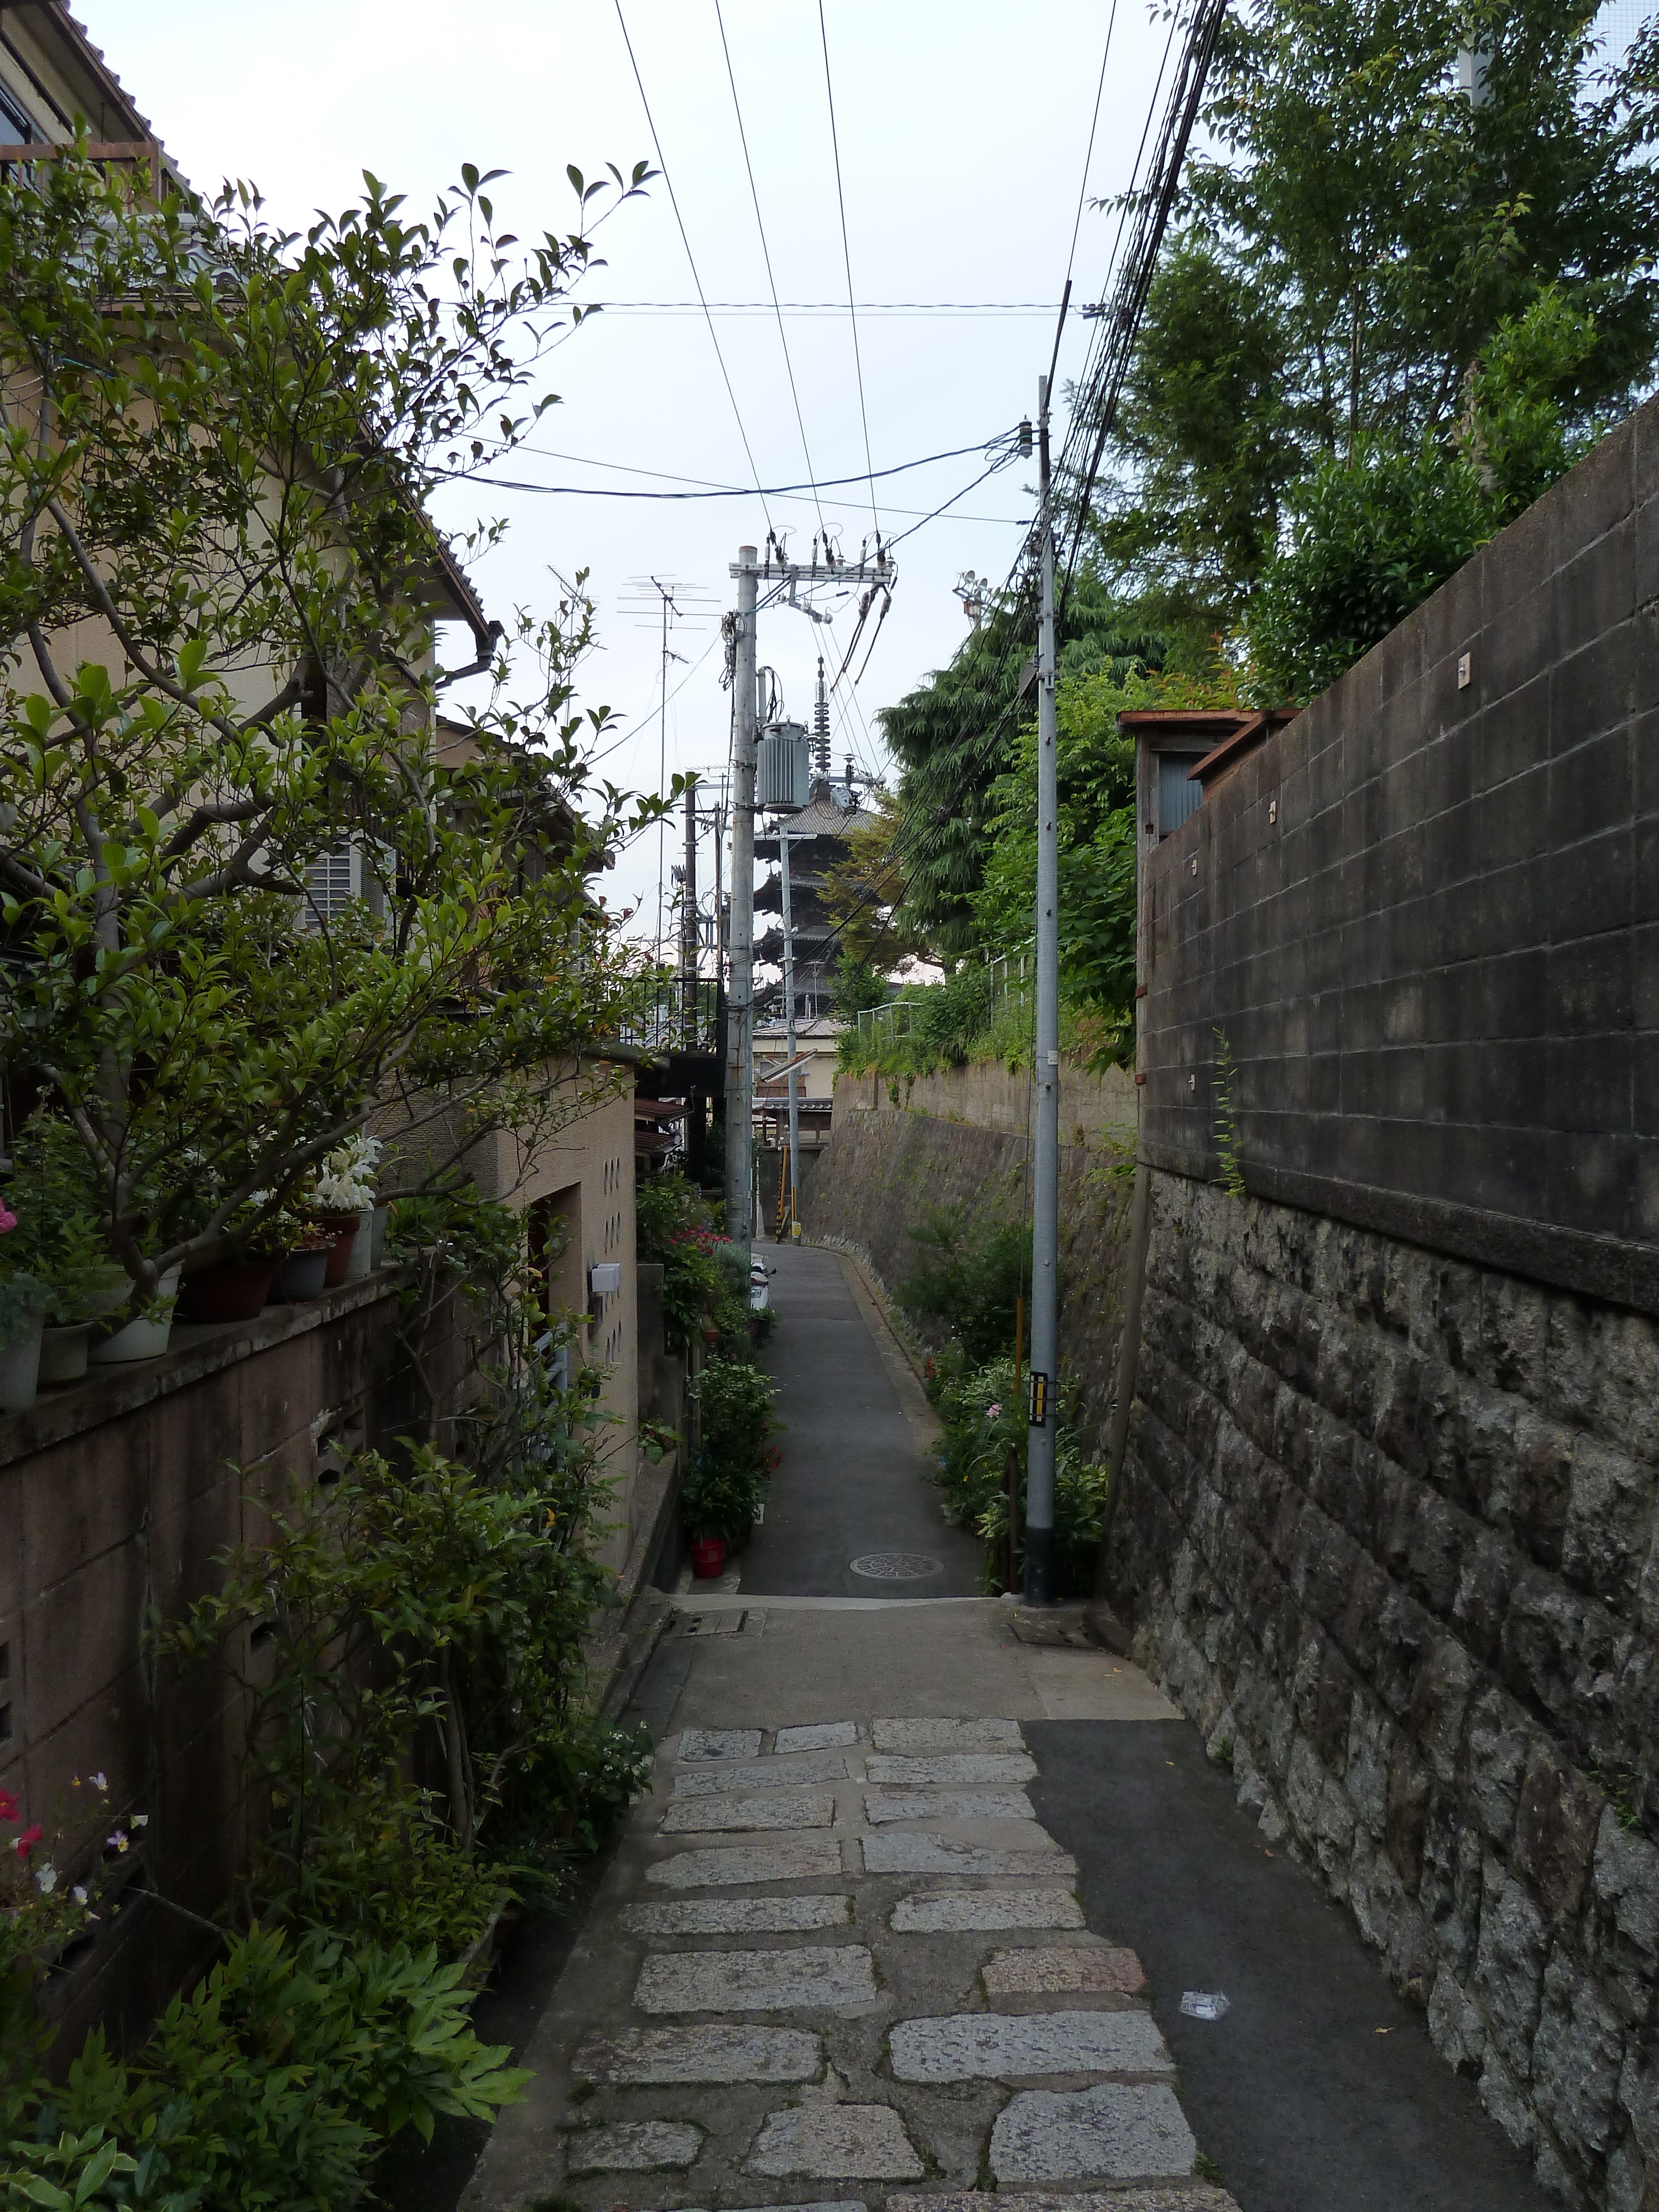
[[1110, 394, 1659, 2209]]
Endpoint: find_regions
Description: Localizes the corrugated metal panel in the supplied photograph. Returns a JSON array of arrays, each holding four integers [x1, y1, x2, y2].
[[1157, 753, 1206, 838]]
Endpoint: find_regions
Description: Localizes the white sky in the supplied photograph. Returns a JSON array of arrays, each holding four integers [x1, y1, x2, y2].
[[72, 0, 1178, 947]]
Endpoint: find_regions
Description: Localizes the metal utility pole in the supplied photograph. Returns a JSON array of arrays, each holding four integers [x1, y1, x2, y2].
[[1025, 373, 1060, 1608], [778, 816, 801, 1239], [679, 775, 699, 1050], [723, 547, 760, 1258]]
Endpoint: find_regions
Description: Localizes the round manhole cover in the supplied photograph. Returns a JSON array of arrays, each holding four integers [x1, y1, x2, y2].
[[849, 1552, 943, 1581]]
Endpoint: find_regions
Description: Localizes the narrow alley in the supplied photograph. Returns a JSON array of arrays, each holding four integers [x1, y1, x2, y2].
[[455, 1258, 1554, 2212]]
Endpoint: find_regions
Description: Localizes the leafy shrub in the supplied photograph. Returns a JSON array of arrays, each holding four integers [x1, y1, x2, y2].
[[684, 1355, 779, 1546], [635, 1173, 728, 1348], [928, 1353, 1107, 1599], [899, 1207, 1029, 1367]]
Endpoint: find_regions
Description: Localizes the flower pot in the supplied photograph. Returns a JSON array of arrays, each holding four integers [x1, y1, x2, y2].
[[369, 1203, 389, 1270], [177, 1257, 278, 1324], [343, 1204, 376, 1282], [319, 1215, 359, 1289], [690, 1536, 728, 1579], [79, 1266, 133, 1319], [90, 1269, 181, 1364], [39, 1322, 94, 1386], [0, 1315, 44, 1413], [270, 1246, 329, 1302]]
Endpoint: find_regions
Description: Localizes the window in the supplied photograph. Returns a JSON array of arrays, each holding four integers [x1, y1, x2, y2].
[[0, 81, 35, 145], [304, 843, 358, 927]]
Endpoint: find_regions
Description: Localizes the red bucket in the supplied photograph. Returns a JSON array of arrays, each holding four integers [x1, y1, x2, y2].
[[690, 1536, 728, 1579]]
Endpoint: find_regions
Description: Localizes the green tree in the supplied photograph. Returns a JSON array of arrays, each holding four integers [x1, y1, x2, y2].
[[0, 148, 664, 1299]]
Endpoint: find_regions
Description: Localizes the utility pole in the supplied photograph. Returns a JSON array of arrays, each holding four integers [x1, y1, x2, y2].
[[778, 814, 801, 1239], [679, 775, 698, 1051], [1025, 373, 1059, 1607], [724, 546, 760, 1257]]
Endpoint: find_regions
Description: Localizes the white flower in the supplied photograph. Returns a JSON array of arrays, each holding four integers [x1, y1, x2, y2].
[[90, 1771, 107, 1791], [71, 1885, 88, 1906], [108, 1830, 128, 1854], [131, 1813, 149, 1828], [34, 1865, 56, 1894]]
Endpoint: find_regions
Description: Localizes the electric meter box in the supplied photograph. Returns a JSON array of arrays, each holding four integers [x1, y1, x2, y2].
[[757, 722, 810, 813]]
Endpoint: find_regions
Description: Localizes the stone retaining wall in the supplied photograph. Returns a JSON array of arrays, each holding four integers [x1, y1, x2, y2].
[[800, 1092, 1133, 1455], [1105, 1171, 1659, 2210]]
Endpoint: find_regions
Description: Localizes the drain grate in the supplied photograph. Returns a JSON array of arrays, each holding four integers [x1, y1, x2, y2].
[[675, 1608, 767, 1639], [849, 1553, 943, 1582]]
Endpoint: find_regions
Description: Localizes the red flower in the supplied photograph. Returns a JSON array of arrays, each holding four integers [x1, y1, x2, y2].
[[13, 1824, 42, 1859], [0, 1791, 17, 1823]]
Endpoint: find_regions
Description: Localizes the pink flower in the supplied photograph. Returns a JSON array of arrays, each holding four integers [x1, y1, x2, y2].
[[0, 1204, 14, 1235], [13, 1824, 42, 1859], [986, 1403, 1003, 1419]]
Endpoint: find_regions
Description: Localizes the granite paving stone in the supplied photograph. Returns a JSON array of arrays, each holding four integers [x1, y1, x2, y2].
[[672, 1754, 849, 1796], [890, 2193, 1239, 2212], [889, 2008, 1173, 2083], [634, 1944, 879, 2012], [984, 1945, 1146, 1995], [775, 1722, 860, 1752], [863, 1787, 1034, 1824], [646, 1839, 845, 1887], [565, 2119, 703, 2173], [749, 2103, 927, 2179], [622, 1895, 854, 1935], [679, 1727, 763, 1761], [572, 2023, 822, 2084], [862, 1834, 1074, 1879], [990, 2083, 1198, 2184], [891, 1886, 1085, 1932], [866, 1752, 1037, 1786], [872, 1717, 1024, 1752], [661, 1790, 837, 1834]]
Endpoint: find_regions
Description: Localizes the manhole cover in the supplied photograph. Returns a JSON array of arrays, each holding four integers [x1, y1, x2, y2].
[[849, 1552, 943, 1581]]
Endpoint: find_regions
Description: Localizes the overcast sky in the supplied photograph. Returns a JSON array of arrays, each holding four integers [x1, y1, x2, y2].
[[72, 0, 1178, 945]]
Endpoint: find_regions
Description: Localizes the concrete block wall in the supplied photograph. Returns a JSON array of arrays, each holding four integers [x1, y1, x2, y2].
[[0, 1276, 465, 2060], [1139, 391, 1659, 1315], [1108, 1175, 1659, 2209]]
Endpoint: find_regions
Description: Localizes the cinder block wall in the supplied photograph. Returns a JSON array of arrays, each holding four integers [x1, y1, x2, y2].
[[0, 1279, 468, 2062], [1120, 397, 1659, 2207]]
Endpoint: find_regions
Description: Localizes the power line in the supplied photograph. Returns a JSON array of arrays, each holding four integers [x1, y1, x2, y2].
[[612, 0, 773, 530], [818, 2, 880, 545], [429, 430, 1020, 502], [1064, 0, 1120, 294], [712, 0, 827, 540]]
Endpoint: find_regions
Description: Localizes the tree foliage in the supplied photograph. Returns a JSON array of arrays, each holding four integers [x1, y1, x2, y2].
[[0, 148, 664, 1300]]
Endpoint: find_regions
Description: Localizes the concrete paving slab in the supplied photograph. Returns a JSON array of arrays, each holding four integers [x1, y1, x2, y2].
[[661, 1790, 837, 1834], [645, 1840, 846, 1887], [634, 1944, 879, 2012], [672, 1754, 849, 1796], [622, 1895, 854, 1935], [891, 1887, 1085, 1932], [862, 1834, 1076, 1879], [873, 1715, 1025, 1752], [863, 1787, 1034, 1824], [867, 1752, 1036, 1785], [565, 2118, 703, 2173], [889, 2008, 1173, 2083], [990, 2083, 1197, 2184], [571, 2023, 822, 2084], [749, 2102, 927, 2179], [679, 1727, 763, 1761], [775, 1721, 859, 1752], [984, 1945, 1146, 1995]]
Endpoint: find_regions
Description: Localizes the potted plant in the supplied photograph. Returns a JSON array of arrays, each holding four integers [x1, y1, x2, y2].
[[0, 1201, 49, 1413], [310, 1134, 381, 1286], [270, 1217, 336, 1302], [176, 1193, 292, 1323], [88, 1265, 182, 1364], [3, 1118, 116, 1386]]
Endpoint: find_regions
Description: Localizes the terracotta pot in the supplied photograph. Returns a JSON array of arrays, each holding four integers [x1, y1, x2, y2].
[[39, 1322, 94, 1385], [177, 1257, 279, 1323], [320, 1217, 359, 1288], [690, 1536, 728, 1579], [270, 1246, 329, 1302]]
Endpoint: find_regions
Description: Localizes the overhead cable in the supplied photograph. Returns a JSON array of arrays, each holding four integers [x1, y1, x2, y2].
[[612, 0, 774, 528], [818, 2, 880, 544]]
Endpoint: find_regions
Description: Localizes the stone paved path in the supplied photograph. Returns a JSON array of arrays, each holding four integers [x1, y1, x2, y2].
[[461, 1700, 1238, 2212]]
